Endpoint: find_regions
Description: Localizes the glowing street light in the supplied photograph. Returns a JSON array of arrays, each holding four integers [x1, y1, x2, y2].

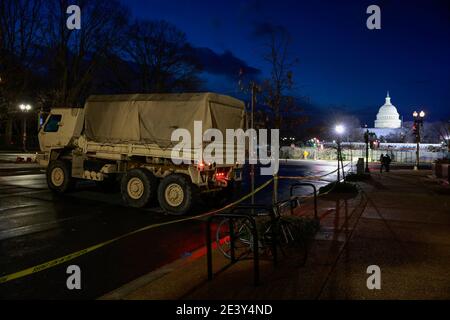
[[19, 104, 32, 112], [335, 124, 345, 135]]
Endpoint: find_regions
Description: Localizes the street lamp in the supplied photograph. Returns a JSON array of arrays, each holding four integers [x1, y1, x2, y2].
[[18, 104, 32, 151], [363, 125, 371, 173], [334, 124, 345, 182], [412, 110, 425, 170], [335, 124, 345, 135], [19, 104, 32, 112]]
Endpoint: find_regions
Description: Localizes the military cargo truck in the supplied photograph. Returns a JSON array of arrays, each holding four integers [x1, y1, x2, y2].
[[37, 93, 245, 215]]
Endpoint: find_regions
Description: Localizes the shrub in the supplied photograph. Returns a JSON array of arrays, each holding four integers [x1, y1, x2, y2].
[[319, 181, 358, 195]]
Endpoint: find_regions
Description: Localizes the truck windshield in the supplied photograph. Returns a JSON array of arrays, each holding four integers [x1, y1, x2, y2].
[[44, 114, 62, 132]]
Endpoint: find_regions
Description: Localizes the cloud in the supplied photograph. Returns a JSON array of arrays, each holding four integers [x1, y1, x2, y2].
[[192, 47, 261, 79]]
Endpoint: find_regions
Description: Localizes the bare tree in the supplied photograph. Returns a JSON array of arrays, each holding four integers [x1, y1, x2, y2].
[[261, 28, 303, 132], [435, 120, 450, 151], [0, 0, 43, 96], [122, 20, 201, 93], [0, 0, 43, 143], [41, 0, 129, 107]]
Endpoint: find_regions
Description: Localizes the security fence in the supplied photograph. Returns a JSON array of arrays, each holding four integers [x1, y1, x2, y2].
[[281, 146, 448, 163]]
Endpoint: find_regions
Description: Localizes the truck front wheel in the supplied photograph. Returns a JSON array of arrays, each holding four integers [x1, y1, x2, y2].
[[47, 160, 76, 194], [121, 168, 157, 208], [157, 174, 194, 215]]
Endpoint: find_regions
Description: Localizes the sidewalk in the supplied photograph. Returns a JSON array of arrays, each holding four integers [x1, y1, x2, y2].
[[102, 170, 450, 300], [0, 152, 40, 172]]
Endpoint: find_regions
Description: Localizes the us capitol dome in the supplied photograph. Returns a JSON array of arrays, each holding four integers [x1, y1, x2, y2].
[[374, 92, 402, 128]]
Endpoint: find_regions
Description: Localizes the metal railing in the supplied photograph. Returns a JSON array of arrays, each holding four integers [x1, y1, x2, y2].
[[289, 183, 318, 219], [205, 204, 274, 286], [205, 182, 320, 286]]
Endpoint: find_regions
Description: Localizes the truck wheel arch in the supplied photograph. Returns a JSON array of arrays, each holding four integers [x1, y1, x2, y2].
[[49, 148, 73, 161]]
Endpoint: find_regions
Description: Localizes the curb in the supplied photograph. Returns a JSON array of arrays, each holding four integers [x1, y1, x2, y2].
[[99, 242, 219, 300]]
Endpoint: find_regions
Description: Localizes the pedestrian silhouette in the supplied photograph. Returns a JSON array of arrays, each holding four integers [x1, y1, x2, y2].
[[385, 154, 391, 172], [379, 154, 385, 173]]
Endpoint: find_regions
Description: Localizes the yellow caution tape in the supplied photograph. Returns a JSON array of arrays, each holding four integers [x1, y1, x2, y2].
[[1, 162, 352, 284], [0, 178, 274, 284]]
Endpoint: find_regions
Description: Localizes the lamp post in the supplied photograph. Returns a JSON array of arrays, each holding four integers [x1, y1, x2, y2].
[[335, 124, 345, 182], [412, 110, 425, 171], [18, 104, 32, 152], [364, 125, 370, 173]]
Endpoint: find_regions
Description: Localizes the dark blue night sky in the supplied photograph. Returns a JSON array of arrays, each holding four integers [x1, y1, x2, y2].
[[125, 0, 450, 124]]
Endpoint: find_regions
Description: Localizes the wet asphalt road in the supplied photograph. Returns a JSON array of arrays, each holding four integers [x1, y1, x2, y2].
[[0, 160, 340, 299]]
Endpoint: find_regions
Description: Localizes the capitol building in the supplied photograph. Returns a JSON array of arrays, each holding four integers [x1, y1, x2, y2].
[[374, 92, 402, 128], [366, 92, 404, 139]]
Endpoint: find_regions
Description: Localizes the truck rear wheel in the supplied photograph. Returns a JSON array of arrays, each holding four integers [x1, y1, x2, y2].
[[47, 160, 76, 194], [157, 174, 194, 215], [121, 168, 157, 208]]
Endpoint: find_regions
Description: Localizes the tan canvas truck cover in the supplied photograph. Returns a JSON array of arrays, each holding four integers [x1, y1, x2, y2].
[[84, 93, 245, 149]]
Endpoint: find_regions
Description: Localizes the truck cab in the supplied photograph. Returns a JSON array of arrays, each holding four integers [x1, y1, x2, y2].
[[38, 108, 84, 166]]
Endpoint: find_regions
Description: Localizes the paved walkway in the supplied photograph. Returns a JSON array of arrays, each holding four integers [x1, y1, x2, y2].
[[103, 170, 450, 300]]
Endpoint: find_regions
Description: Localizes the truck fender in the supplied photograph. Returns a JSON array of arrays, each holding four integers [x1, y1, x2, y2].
[[49, 148, 63, 161]]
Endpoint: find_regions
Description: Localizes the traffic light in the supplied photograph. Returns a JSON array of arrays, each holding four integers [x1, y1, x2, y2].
[[412, 124, 417, 135]]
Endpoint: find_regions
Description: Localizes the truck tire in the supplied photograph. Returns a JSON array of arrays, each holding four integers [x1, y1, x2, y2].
[[121, 168, 157, 208], [47, 160, 76, 194], [157, 174, 194, 215]]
